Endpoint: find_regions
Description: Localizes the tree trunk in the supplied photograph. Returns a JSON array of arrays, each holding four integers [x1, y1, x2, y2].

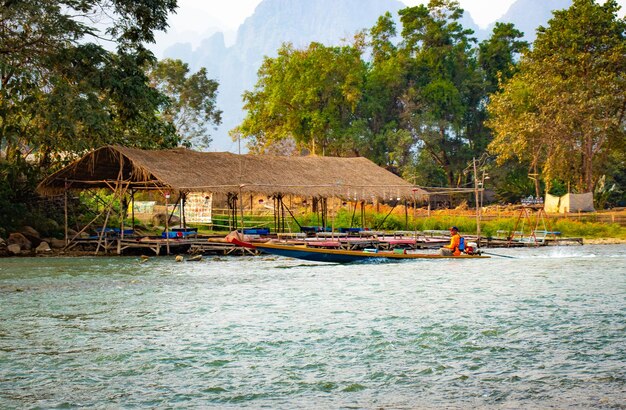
[[583, 134, 594, 192]]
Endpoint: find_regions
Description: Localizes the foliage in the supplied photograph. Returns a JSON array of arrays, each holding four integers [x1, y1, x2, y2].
[[147, 59, 222, 148], [397, 0, 483, 186], [552, 219, 624, 239], [487, 0, 626, 194], [0, 0, 186, 235], [0, 0, 180, 171], [0, 159, 66, 236], [235, 0, 528, 191], [236, 41, 366, 155], [478, 22, 528, 95], [489, 163, 541, 204]]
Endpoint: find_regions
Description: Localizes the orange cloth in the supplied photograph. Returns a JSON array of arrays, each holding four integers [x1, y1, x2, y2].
[[445, 233, 461, 256]]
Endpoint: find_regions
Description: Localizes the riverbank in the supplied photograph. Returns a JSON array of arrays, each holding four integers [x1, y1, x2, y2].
[[1, 234, 625, 259], [582, 237, 626, 244]]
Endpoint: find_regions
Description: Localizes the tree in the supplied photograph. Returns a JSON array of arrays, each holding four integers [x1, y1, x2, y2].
[[478, 23, 528, 95], [357, 13, 413, 169], [235, 41, 366, 156], [148, 59, 222, 148], [397, 0, 480, 186], [0, 0, 179, 169], [488, 0, 626, 193]]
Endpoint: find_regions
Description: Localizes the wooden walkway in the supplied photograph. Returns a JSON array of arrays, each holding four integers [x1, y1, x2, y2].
[[66, 231, 583, 257], [66, 236, 259, 256]]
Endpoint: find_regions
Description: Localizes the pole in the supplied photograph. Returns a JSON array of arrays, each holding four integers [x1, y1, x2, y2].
[[181, 195, 186, 229], [64, 179, 68, 247], [473, 157, 481, 244], [412, 190, 417, 241], [131, 189, 135, 232], [165, 192, 170, 255], [118, 190, 125, 255]]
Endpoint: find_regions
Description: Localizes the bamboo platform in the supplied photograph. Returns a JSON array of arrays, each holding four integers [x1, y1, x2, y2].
[[64, 232, 583, 257], [65, 236, 260, 256]]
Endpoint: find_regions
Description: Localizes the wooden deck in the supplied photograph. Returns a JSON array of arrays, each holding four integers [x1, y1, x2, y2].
[[64, 230, 584, 257], [65, 236, 260, 256]]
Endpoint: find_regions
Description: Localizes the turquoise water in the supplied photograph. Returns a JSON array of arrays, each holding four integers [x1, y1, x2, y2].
[[1, 245, 625, 409]]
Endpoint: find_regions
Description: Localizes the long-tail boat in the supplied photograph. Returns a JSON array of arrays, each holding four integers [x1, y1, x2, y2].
[[226, 232, 489, 263]]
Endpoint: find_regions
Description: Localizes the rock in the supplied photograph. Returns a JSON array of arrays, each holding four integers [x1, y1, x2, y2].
[[49, 238, 67, 249], [7, 244, 21, 255], [20, 226, 41, 249], [8, 233, 32, 250], [20, 226, 40, 238], [36, 242, 52, 253], [0, 239, 8, 257]]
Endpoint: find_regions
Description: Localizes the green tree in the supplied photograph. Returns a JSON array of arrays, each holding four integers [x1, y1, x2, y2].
[[358, 13, 412, 169], [488, 0, 626, 194], [235, 41, 366, 156], [478, 23, 528, 95], [0, 0, 179, 169], [397, 0, 480, 187], [148, 58, 222, 148]]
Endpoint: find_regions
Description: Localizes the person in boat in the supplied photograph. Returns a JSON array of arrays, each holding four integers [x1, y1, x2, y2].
[[440, 226, 461, 256]]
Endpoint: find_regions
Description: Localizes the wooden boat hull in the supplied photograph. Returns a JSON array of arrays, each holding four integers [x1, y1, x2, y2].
[[229, 238, 489, 263]]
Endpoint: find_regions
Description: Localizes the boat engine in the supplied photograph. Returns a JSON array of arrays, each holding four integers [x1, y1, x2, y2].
[[464, 241, 479, 255]]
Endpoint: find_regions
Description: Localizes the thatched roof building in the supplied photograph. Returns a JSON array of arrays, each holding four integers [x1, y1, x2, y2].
[[38, 146, 427, 201]]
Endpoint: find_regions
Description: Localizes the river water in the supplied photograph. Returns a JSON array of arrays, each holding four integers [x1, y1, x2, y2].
[[0, 245, 625, 409]]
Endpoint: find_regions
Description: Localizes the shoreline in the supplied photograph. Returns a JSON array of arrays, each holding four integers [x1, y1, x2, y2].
[[1, 237, 625, 258], [581, 238, 626, 245]]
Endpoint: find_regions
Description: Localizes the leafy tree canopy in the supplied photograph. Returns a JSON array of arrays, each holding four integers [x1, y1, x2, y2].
[[148, 58, 222, 148], [487, 0, 626, 194], [235, 41, 366, 156], [0, 0, 180, 170]]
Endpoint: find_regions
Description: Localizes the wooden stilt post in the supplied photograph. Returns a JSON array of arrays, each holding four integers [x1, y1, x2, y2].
[[131, 189, 135, 232], [64, 179, 68, 247], [239, 188, 245, 232], [473, 157, 481, 244], [117, 188, 125, 255], [165, 191, 170, 255], [404, 200, 408, 230], [280, 195, 285, 233], [360, 200, 365, 228], [181, 193, 186, 229]]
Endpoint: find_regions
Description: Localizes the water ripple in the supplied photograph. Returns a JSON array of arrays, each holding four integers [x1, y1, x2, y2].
[[0, 245, 625, 408]]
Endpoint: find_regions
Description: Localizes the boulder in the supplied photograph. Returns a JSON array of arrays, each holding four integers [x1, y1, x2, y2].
[[8, 233, 32, 250], [0, 238, 8, 257], [49, 238, 67, 249], [7, 244, 21, 255], [20, 226, 41, 238], [20, 226, 41, 249], [36, 241, 52, 253]]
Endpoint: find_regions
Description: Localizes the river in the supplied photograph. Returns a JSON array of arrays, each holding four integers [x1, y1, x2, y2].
[[1, 245, 625, 409]]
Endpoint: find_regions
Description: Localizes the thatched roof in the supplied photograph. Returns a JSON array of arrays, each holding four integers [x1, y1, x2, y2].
[[38, 145, 427, 201]]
